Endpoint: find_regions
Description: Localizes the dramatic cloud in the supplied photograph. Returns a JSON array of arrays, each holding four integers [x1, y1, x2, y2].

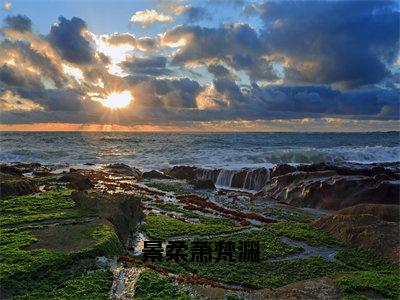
[[130, 9, 173, 27], [4, 14, 31, 32], [174, 5, 210, 23], [0, 0, 399, 130], [103, 33, 158, 52], [255, 1, 400, 89], [121, 56, 170, 76], [48, 16, 95, 64]]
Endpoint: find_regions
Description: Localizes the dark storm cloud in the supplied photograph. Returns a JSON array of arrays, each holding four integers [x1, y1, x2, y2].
[[256, 1, 400, 88], [3, 14, 32, 32], [47, 16, 95, 64], [15, 88, 85, 111], [164, 23, 277, 81], [165, 23, 263, 63], [0, 64, 44, 89], [121, 56, 171, 76], [250, 85, 400, 119], [207, 64, 232, 79], [180, 6, 211, 23]]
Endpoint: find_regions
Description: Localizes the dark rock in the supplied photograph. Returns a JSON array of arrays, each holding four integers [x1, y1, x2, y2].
[[190, 179, 216, 189], [271, 164, 296, 178], [0, 173, 38, 198], [9, 162, 42, 173], [194, 168, 221, 183], [105, 163, 142, 177], [32, 167, 52, 177], [163, 166, 197, 180], [84, 163, 95, 166], [232, 168, 270, 190], [58, 173, 94, 190], [71, 191, 144, 243], [314, 213, 399, 266], [261, 171, 399, 210], [0, 165, 23, 176], [142, 170, 172, 179]]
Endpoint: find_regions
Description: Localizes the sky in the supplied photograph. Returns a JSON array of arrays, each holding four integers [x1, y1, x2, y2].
[[0, 0, 399, 132]]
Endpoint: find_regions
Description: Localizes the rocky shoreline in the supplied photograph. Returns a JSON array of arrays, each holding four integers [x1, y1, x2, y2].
[[1, 161, 399, 299]]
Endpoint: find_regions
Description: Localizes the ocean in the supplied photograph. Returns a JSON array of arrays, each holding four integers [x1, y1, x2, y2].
[[0, 132, 399, 170]]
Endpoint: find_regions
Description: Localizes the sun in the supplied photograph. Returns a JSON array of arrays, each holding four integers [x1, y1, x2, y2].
[[102, 91, 132, 109]]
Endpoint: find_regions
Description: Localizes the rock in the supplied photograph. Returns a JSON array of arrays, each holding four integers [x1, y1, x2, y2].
[[0, 165, 23, 176], [105, 163, 142, 177], [314, 214, 400, 265], [162, 165, 197, 180], [58, 173, 94, 190], [336, 203, 400, 222], [32, 167, 52, 177], [256, 276, 341, 300], [142, 170, 172, 179], [261, 170, 399, 210], [190, 179, 216, 189], [0, 173, 39, 198], [71, 191, 144, 243], [271, 164, 297, 178], [8, 163, 42, 173]]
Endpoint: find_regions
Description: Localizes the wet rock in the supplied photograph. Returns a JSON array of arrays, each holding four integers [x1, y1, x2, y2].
[[0, 165, 23, 176], [271, 164, 296, 178], [0, 173, 39, 198], [190, 179, 215, 189], [142, 170, 172, 179], [106, 163, 142, 177], [8, 162, 42, 173], [314, 213, 400, 265], [297, 163, 395, 178], [58, 172, 94, 190], [32, 167, 52, 177], [71, 191, 144, 243], [194, 168, 221, 182], [163, 166, 197, 180], [261, 170, 399, 210]]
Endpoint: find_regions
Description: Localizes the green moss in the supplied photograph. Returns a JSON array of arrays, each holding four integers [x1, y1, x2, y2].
[[134, 270, 192, 300], [264, 222, 340, 247], [0, 189, 124, 298], [1, 189, 74, 214], [145, 181, 190, 195], [335, 248, 397, 271], [143, 215, 244, 240], [154, 202, 235, 226], [0, 223, 123, 298], [131, 193, 153, 202], [336, 271, 400, 299], [266, 208, 311, 223], [0, 188, 97, 226]]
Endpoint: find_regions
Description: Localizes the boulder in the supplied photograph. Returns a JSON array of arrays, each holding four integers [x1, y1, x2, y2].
[[261, 171, 399, 210], [271, 164, 297, 178], [0, 174, 39, 198], [314, 214, 399, 265], [71, 191, 144, 243], [190, 179, 216, 189], [105, 163, 142, 177], [0, 165, 23, 176], [163, 166, 197, 180], [142, 170, 172, 179], [336, 203, 400, 222], [58, 173, 94, 190], [8, 163, 42, 173]]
